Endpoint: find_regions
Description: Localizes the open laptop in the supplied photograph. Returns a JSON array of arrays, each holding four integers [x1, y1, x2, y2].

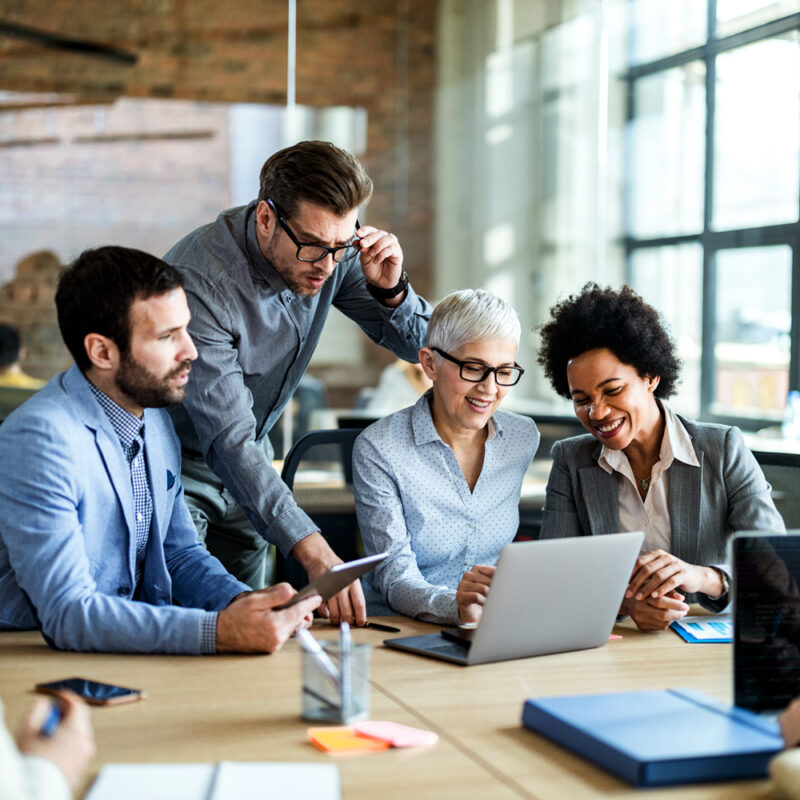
[[733, 531, 800, 715], [383, 531, 643, 666]]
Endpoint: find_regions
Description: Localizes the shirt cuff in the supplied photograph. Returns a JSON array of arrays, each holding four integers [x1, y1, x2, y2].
[[201, 611, 218, 654], [269, 504, 320, 557]]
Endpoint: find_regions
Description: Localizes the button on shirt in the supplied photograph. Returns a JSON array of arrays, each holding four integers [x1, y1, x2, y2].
[[352, 392, 540, 625], [598, 401, 700, 554], [87, 380, 153, 584]]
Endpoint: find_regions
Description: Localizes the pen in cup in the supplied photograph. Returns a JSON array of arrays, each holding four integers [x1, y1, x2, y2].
[[295, 628, 341, 692], [39, 702, 63, 738], [340, 622, 351, 721]]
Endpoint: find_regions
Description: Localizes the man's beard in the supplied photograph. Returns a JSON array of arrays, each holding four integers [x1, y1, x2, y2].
[[265, 234, 331, 297], [115, 352, 192, 409], [273, 262, 330, 297]]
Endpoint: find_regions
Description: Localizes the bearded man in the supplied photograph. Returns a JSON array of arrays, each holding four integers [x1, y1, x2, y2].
[[0, 246, 320, 653]]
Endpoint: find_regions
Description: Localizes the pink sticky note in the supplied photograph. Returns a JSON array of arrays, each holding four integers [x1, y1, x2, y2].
[[609, 633, 622, 640], [353, 720, 439, 748]]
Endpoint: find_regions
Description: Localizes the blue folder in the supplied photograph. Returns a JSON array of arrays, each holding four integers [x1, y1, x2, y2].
[[521, 688, 783, 787]]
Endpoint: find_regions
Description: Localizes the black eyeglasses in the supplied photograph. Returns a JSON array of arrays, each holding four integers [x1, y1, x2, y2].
[[433, 347, 524, 386], [267, 198, 360, 263]]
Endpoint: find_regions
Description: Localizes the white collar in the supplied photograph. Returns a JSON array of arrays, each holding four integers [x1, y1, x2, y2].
[[598, 401, 699, 477]]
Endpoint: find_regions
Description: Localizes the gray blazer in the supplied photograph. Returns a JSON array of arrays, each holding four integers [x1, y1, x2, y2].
[[539, 417, 785, 610]]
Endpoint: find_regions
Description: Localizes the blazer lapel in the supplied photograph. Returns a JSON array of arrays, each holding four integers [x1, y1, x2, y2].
[[668, 456, 703, 563], [143, 410, 167, 543], [578, 465, 620, 534], [65, 366, 137, 561]]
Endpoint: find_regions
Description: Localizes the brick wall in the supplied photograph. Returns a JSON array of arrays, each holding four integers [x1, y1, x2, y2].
[[0, 1, 437, 389]]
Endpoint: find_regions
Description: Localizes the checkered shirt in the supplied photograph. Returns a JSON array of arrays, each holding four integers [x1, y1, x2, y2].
[[87, 379, 153, 585]]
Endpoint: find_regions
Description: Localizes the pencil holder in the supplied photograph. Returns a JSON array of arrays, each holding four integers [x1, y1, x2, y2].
[[301, 641, 371, 724]]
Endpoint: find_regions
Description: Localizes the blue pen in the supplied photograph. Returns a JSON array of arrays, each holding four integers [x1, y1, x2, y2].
[[340, 621, 352, 721], [39, 703, 63, 738]]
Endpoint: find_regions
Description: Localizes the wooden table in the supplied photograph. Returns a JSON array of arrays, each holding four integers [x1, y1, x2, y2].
[[0, 615, 772, 800]]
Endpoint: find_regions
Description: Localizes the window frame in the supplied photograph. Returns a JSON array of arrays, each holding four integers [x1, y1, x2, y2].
[[623, 2, 800, 429]]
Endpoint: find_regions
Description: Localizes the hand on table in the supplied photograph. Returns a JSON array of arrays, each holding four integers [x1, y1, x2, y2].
[[17, 691, 95, 790], [622, 590, 689, 631], [216, 583, 320, 653], [626, 550, 724, 602], [456, 565, 496, 625]]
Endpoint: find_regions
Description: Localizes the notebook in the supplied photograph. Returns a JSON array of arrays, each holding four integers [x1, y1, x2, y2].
[[84, 762, 340, 800], [521, 688, 783, 786], [383, 532, 643, 666], [732, 531, 800, 712]]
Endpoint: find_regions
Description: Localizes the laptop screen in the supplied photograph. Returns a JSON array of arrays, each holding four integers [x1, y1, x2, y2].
[[734, 533, 800, 710]]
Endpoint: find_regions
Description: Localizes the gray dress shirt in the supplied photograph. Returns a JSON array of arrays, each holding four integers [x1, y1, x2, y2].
[[164, 202, 431, 555]]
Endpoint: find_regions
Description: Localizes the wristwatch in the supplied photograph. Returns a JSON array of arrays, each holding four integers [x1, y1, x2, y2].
[[365, 271, 408, 301], [712, 567, 730, 598]]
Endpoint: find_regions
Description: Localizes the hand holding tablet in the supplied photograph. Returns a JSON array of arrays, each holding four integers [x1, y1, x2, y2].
[[275, 553, 387, 610]]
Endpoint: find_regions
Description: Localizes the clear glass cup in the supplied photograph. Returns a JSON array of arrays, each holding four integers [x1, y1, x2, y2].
[[301, 641, 371, 724]]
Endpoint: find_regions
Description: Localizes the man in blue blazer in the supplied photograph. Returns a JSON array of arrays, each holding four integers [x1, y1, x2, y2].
[[0, 246, 319, 653]]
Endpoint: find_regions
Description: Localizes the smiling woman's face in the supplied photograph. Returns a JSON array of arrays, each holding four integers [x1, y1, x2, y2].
[[566, 347, 661, 451], [423, 337, 518, 435]]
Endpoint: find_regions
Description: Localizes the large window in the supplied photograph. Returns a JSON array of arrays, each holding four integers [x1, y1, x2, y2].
[[625, 1, 800, 426]]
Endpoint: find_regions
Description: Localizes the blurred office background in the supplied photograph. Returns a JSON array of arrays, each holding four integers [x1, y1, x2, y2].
[[0, 0, 798, 439]]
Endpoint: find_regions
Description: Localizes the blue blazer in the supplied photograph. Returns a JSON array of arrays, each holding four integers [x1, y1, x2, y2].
[[539, 418, 785, 610], [0, 365, 250, 653]]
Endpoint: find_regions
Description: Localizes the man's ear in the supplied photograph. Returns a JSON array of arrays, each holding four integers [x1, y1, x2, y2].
[[647, 374, 661, 393], [83, 333, 119, 372], [418, 347, 437, 382], [255, 200, 274, 237]]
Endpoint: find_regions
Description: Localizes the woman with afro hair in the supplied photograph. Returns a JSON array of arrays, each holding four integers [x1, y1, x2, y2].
[[537, 283, 784, 631]]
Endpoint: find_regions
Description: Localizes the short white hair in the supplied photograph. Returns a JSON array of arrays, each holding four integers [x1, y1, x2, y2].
[[426, 289, 521, 353]]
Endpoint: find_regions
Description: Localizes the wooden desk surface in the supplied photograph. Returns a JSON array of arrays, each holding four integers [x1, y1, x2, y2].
[[0, 616, 773, 800]]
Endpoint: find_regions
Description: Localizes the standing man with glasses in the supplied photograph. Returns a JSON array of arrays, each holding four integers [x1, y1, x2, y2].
[[164, 141, 431, 624]]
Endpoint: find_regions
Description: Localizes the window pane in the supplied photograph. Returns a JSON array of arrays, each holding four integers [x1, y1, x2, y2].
[[628, 0, 708, 65], [629, 244, 703, 418], [716, 0, 800, 39], [629, 63, 706, 238], [713, 246, 791, 420], [712, 34, 800, 230]]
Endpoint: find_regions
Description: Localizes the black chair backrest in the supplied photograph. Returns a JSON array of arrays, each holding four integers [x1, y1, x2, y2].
[[753, 449, 800, 529], [281, 428, 362, 489]]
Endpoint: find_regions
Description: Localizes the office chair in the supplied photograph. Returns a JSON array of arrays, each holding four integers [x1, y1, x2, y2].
[[753, 449, 800, 529], [277, 428, 363, 588], [0, 386, 38, 423]]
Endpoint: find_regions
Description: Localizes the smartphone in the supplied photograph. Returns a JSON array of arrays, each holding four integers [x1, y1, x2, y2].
[[274, 552, 387, 610], [35, 677, 145, 706]]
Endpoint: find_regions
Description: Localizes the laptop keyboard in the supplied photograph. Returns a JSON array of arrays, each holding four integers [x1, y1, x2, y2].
[[426, 640, 470, 656]]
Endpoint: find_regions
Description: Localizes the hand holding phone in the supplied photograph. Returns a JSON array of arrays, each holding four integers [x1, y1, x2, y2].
[[36, 677, 145, 706]]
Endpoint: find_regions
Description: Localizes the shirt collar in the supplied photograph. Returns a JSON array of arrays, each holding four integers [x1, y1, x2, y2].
[[598, 400, 699, 475], [245, 200, 289, 293], [411, 388, 502, 447], [85, 376, 144, 453]]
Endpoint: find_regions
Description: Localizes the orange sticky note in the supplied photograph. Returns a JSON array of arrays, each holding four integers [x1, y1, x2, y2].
[[308, 726, 391, 754]]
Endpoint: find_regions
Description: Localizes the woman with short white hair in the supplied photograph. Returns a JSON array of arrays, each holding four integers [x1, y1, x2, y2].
[[353, 289, 540, 624]]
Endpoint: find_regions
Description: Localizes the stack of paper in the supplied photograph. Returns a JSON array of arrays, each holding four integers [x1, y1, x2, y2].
[[85, 762, 340, 800]]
